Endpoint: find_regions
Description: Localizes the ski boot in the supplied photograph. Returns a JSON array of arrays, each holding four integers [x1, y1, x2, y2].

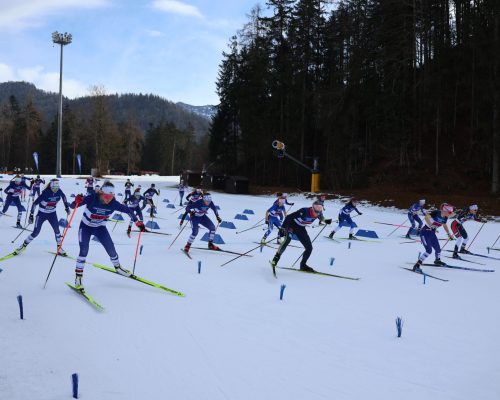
[[271, 253, 281, 267], [412, 260, 423, 273], [328, 231, 335, 239], [260, 237, 267, 245], [126, 226, 132, 237], [75, 273, 84, 291], [349, 234, 358, 240], [16, 220, 22, 228], [208, 241, 220, 251], [114, 265, 132, 277], [300, 264, 316, 273], [183, 243, 191, 253], [433, 258, 446, 266], [452, 246, 461, 259], [405, 233, 411, 239], [58, 247, 68, 257], [13, 243, 27, 255], [459, 246, 472, 255]]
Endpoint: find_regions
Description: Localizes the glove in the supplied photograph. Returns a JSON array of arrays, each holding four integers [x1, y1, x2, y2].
[[179, 220, 184, 228], [216, 215, 222, 224], [324, 218, 332, 225], [65, 207, 70, 216], [136, 221, 146, 232], [289, 202, 295, 206], [75, 194, 84, 204], [28, 213, 34, 224], [448, 233, 455, 240], [358, 212, 363, 215], [265, 219, 269, 224]]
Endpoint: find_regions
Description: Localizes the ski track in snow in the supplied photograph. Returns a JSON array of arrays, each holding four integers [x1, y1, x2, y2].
[[0, 175, 499, 400]]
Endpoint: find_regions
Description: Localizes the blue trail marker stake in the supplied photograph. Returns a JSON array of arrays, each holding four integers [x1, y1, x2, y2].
[[72, 373, 79, 399], [329, 257, 335, 266], [0, 267, 3, 274], [280, 284, 286, 300], [198, 261, 201, 274], [423, 274, 426, 285], [395, 316, 403, 338], [348, 242, 351, 249], [17, 295, 23, 320], [140, 245, 144, 255]]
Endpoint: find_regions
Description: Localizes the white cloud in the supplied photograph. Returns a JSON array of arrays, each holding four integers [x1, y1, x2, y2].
[[0, 0, 110, 31], [151, 0, 203, 19], [0, 62, 87, 98], [145, 29, 165, 37]]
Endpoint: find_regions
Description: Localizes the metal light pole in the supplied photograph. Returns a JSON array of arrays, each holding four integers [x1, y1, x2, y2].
[[52, 31, 72, 178]]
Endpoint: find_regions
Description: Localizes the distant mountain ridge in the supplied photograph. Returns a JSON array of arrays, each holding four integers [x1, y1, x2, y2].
[[0, 81, 212, 138], [176, 102, 217, 120]]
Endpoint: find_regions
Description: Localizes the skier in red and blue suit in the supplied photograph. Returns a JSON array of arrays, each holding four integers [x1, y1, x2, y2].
[[31, 175, 45, 198], [405, 199, 426, 238], [14, 179, 70, 255], [451, 204, 486, 258], [124, 188, 147, 236], [182, 193, 222, 253], [412, 203, 455, 272], [69, 181, 146, 289], [0, 175, 31, 227]]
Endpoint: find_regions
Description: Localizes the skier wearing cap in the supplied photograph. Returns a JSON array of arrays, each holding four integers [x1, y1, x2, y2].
[[31, 175, 45, 198], [412, 203, 455, 272], [406, 199, 426, 238], [0, 175, 31, 227], [70, 181, 146, 289], [182, 193, 222, 253], [85, 176, 96, 194], [124, 179, 134, 198], [261, 198, 286, 244], [124, 188, 147, 236], [14, 179, 70, 256], [328, 198, 363, 240], [179, 188, 204, 226], [451, 204, 486, 259], [270, 200, 332, 272], [143, 183, 160, 218], [275, 192, 294, 207]]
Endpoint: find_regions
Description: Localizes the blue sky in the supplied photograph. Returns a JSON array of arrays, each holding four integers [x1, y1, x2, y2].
[[0, 0, 263, 105]]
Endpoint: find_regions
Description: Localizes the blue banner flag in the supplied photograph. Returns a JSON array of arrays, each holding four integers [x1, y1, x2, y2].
[[33, 152, 39, 171], [76, 154, 82, 174]]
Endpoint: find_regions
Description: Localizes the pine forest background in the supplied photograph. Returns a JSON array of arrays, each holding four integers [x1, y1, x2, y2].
[[210, 0, 500, 194]]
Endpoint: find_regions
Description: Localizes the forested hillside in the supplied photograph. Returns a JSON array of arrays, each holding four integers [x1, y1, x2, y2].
[[210, 0, 499, 194]]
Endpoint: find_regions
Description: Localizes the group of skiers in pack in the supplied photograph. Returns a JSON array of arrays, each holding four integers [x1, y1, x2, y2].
[[0, 173, 489, 289]]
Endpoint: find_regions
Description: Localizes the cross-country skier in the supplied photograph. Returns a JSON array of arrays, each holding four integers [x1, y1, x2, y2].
[[275, 192, 294, 206], [124, 179, 134, 198], [406, 199, 426, 239], [261, 198, 286, 244], [70, 181, 146, 289], [14, 179, 70, 255], [124, 188, 147, 236], [451, 204, 486, 258], [178, 180, 187, 206], [179, 188, 204, 227], [143, 183, 160, 218], [328, 198, 363, 240], [317, 194, 327, 225], [412, 203, 455, 272], [270, 200, 332, 272], [85, 176, 96, 194], [0, 175, 31, 227], [31, 175, 45, 198], [182, 193, 222, 253]]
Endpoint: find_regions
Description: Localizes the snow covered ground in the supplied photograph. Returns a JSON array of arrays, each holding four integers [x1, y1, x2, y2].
[[0, 175, 499, 400]]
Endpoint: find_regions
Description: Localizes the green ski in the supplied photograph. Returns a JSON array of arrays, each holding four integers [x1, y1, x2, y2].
[[66, 282, 104, 310]]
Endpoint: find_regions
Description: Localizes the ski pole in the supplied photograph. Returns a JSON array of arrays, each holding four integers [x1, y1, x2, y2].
[[170, 206, 184, 215], [43, 198, 81, 289], [11, 221, 33, 243], [112, 211, 122, 232], [132, 231, 143, 274], [220, 236, 278, 267], [490, 233, 500, 249], [235, 220, 266, 234], [466, 222, 486, 251], [387, 218, 409, 237], [168, 221, 188, 249], [290, 224, 328, 268]]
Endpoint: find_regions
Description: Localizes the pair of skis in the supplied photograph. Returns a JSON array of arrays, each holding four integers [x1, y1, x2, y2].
[[52, 252, 185, 310], [181, 246, 253, 260]]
